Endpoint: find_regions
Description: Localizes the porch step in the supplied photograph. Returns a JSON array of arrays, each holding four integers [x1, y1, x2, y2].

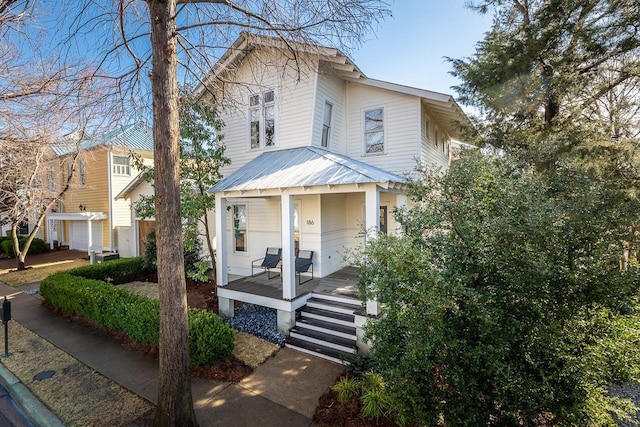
[[308, 292, 361, 307], [299, 306, 355, 327], [289, 326, 357, 353], [284, 336, 354, 364], [306, 297, 361, 315], [296, 317, 356, 340]]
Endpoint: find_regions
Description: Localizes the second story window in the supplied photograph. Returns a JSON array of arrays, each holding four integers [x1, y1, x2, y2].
[[79, 159, 86, 186], [249, 90, 276, 149], [364, 107, 384, 154], [321, 102, 333, 148], [113, 155, 131, 176]]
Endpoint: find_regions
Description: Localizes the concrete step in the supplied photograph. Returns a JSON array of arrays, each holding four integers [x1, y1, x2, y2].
[[290, 326, 357, 353], [295, 317, 356, 340], [284, 336, 353, 364], [299, 306, 355, 327]]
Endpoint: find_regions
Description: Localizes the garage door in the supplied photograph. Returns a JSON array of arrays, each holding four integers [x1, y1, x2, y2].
[[70, 221, 104, 252]]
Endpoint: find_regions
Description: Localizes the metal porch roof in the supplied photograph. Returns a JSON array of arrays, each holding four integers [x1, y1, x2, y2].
[[209, 147, 406, 193], [52, 123, 153, 156]]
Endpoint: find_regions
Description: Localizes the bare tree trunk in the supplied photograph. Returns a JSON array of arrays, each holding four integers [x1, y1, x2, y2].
[[148, 1, 197, 425]]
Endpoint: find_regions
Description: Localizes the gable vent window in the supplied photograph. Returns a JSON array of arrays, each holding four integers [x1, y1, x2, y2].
[[364, 107, 384, 154], [113, 155, 131, 176], [249, 90, 276, 149]]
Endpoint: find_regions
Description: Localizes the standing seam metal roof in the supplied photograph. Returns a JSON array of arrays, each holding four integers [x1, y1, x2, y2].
[[209, 146, 406, 193], [51, 123, 153, 156]]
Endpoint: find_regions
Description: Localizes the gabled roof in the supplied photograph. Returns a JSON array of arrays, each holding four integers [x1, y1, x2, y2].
[[196, 32, 364, 98], [114, 172, 148, 200], [209, 147, 406, 193], [51, 123, 153, 156], [196, 32, 469, 141]]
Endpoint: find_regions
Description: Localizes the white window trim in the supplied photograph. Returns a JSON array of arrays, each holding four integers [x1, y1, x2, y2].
[[79, 159, 86, 187], [248, 89, 277, 150], [232, 203, 248, 254], [112, 155, 131, 176], [362, 106, 386, 156]]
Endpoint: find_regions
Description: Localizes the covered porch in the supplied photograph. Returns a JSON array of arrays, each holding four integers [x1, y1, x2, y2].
[[210, 147, 405, 333]]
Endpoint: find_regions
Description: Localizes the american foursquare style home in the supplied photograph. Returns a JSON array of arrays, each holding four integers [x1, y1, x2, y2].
[[191, 33, 470, 362]]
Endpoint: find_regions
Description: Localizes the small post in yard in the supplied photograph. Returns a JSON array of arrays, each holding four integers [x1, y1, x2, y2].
[[0, 296, 11, 358]]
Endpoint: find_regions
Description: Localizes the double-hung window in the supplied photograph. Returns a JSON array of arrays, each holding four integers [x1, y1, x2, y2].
[[321, 102, 333, 148], [249, 90, 276, 149], [364, 107, 384, 154]]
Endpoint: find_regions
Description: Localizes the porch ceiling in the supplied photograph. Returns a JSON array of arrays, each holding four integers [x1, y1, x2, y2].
[[209, 146, 406, 194]]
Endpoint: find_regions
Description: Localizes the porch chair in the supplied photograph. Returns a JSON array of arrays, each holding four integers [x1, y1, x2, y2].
[[252, 247, 282, 279], [295, 250, 314, 285]]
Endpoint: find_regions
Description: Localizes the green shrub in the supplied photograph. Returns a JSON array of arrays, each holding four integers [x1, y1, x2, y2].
[[188, 309, 235, 366], [67, 257, 146, 284], [0, 236, 9, 254], [330, 372, 405, 422], [41, 263, 234, 365], [1, 237, 48, 256]]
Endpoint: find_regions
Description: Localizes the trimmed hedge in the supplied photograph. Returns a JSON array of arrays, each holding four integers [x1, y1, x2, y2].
[[41, 259, 234, 366], [1, 237, 48, 256], [66, 257, 147, 283]]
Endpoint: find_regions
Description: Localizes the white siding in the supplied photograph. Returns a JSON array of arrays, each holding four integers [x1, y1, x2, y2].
[[215, 50, 319, 177], [345, 82, 421, 176], [312, 73, 345, 153], [420, 102, 450, 171]]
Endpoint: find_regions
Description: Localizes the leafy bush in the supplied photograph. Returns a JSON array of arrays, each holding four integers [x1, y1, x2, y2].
[[354, 151, 640, 426], [226, 304, 285, 346], [331, 373, 405, 422], [142, 226, 209, 281], [189, 309, 235, 366], [41, 263, 234, 365], [0, 236, 9, 254], [1, 237, 48, 256]]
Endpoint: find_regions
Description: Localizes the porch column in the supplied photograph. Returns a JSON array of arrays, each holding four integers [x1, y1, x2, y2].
[[281, 193, 295, 300], [364, 185, 381, 316], [364, 185, 380, 241], [215, 195, 233, 318], [87, 219, 93, 256], [396, 193, 408, 236]]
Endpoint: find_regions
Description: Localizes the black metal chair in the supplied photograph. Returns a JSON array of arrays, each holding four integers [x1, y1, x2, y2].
[[295, 250, 314, 285], [252, 247, 282, 279]]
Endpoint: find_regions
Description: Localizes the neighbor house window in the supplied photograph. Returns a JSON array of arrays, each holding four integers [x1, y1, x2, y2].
[[321, 102, 333, 148], [46, 167, 55, 191], [364, 107, 384, 154], [425, 118, 432, 145], [233, 204, 247, 253], [249, 90, 276, 149], [79, 159, 86, 186], [66, 161, 73, 180], [113, 155, 131, 176]]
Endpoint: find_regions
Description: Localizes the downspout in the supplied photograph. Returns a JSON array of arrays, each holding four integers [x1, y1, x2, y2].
[[107, 150, 114, 251]]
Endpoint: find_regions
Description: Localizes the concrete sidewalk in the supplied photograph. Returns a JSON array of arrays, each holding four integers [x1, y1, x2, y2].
[[0, 283, 343, 426]]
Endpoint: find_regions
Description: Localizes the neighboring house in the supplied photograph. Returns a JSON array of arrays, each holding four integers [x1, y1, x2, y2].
[[45, 123, 153, 256], [194, 33, 471, 361]]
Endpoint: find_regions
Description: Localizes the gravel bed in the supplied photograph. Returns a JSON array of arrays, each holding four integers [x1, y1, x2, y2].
[[226, 304, 286, 346]]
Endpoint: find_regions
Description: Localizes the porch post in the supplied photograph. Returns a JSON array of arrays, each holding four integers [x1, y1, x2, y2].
[[215, 194, 228, 287], [281, 192, 295, 300], [215, 194, 234, 318], [87, 219, 93, 256], [396, 193, 408, 236], [364, 185, 381, 316], [364, 185, 380, 241]]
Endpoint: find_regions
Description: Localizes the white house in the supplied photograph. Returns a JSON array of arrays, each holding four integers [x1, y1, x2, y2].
[[197, 33, 470, 362]]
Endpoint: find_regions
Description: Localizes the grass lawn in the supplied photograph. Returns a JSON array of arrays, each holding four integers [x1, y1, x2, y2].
[[0, 259, 89, 287]]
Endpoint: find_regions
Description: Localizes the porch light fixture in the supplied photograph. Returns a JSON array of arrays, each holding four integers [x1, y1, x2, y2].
[[79, 204, 86, 211]]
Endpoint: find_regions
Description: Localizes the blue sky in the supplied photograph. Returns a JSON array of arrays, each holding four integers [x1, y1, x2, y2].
[[352, 1, 492, 102]]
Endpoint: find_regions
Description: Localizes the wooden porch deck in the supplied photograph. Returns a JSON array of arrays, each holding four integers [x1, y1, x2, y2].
[[222, 266, 359, 301]]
